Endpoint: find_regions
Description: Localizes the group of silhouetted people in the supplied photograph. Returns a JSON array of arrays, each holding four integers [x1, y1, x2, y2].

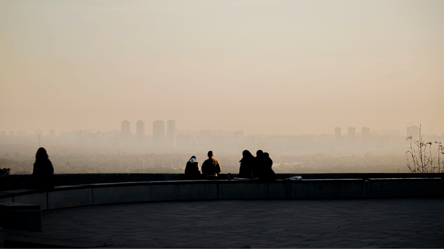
[[239, 150, 276, 180], [31, 147, 276, 191], [185, 151, 221, 179], [185, 150, 276, 181]]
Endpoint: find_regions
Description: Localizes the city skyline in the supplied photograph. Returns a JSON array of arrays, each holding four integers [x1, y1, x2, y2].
[[1, 122, 442, 137], [2, 119, 441, 157]]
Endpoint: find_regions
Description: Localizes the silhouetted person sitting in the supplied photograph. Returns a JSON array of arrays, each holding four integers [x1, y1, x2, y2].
[[201, 151, 221, 178], [255, 150, 276, 181], [32, 147, 54, 189], [185, 156, 200, 179], [239, 150, 254, 179], [262, 152, 276, 180]]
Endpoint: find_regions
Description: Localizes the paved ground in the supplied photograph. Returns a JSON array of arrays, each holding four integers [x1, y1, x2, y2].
[[6, 198, 444, 248]]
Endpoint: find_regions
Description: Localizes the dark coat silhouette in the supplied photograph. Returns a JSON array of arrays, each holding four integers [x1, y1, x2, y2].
[[239, 150, 254, 178], [32, 147, 54, 189], [255, 151, 276, 181], [185, 156, 200, 178], [262, 152, 276, 180], [201, 151, 221, 177]]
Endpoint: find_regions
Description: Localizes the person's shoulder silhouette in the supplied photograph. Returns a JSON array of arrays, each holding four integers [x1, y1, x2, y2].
[[202, 151, 221, 177], [185, 156, 200, 178], [239, 150, 254, 178]]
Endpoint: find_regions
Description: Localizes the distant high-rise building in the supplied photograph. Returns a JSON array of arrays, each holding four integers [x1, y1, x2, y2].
[[348, 127, 355, 138], [166, 120, 176, 147], [407, 125, 420, 141], [17, 131, 26, 136], [136, 120, 145, 140], [121, 120, 131, 147], [335, 127, 341, 141], [50, 129, 56, 136], [362, 127, 370, 139], [153, 120, 165, 148]]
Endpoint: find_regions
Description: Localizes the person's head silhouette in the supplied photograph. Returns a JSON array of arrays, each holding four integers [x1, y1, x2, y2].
[[36, 147, 48, 160], [256, 150, 264, 157], [208, 151, 213, 158], [243, 150, 253, 158]]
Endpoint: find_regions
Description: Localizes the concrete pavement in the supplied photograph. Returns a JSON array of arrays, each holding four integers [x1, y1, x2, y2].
[[5, 198, 444, 248]]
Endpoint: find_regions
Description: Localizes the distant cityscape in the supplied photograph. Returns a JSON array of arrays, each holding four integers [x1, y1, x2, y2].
[[1, 121, 442, 156]]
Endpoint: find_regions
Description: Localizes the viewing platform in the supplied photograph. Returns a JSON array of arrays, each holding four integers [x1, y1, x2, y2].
[[0, 173, 443, 247]]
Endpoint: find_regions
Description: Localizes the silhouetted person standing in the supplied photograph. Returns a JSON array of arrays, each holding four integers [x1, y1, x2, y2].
[[32, 147, 54, 189], [239, 150, 254, 179], [185, 156, 200, 179], [201, 151, 221, 177]]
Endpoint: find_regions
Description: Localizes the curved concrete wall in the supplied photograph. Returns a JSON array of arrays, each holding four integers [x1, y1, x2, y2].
[[0, 178, 442, 212], [2, 173, 442, 191]]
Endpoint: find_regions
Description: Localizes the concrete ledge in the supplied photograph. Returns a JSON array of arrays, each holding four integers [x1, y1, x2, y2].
[[1, 173, 442, 192], [0, 203, 41, 231], [93, 185, 150, 205], [151, 182, 217, 201], [48, 189, 92, 210], [0, 176, 441, 213], [268, 181, 291, 199], [0, 197, 12, 203], [291, 179, 365, 199], [426, 180, 444, 197], [13, 193, 48, 211], [367, 179, 444, 198], [218, 182, 268, 200]]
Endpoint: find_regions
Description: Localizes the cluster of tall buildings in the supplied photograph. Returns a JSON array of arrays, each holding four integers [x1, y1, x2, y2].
[[120, 120, 176, 149], [1, 123, 440, 156], [333, 125, 423, 148], [334, 127, 368, 141]]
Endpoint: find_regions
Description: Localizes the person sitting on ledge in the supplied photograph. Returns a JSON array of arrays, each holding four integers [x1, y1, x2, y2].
[[185, 156, 200, 179], [262, 152, 276, 181], [255, 150, 276, 181], [239, 150, 254, 179], [32, 147, 54, 189], [201, 151, 221, 178]]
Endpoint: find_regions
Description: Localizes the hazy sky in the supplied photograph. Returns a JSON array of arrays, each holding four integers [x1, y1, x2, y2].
[[1, 0, 443, 135]]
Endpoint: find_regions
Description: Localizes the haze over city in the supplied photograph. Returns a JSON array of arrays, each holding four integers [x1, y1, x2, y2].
[[2, 2, 444, 248], [1, 0, 443, 136]]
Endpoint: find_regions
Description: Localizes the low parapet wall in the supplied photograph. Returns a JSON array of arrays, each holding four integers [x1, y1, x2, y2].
[[0, 178, 442, 212], [2, 173, 443, 191]]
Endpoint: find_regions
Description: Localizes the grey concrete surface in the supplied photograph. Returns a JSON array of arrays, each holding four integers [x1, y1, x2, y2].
[[13, 193, 47, 210], [368, 180, 427, 198], [151, 183, 217, 201], [426, 180, 444, 196], [219, 182, 268, 200], [6, 198, 444, 248], [268, 182, 291, 199], [93, 185, 150, 205], [292, 180, 364, 199], [48, 189, 92, 210]]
